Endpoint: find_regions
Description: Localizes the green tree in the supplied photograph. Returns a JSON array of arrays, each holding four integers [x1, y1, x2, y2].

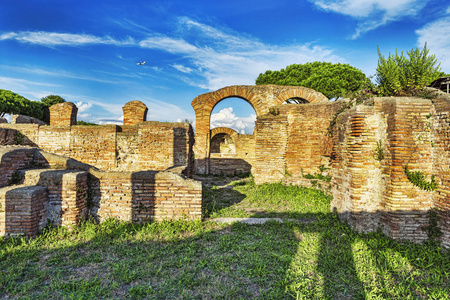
[[256, 62, 370, 99], [41, 95, 65, 107], [0, 89, 44, 120], [76, 120, 98, 126], [376, 43, 444, 96]]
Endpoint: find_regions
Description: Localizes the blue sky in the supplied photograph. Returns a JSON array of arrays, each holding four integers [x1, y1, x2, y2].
[[1, 0, 449, 133]]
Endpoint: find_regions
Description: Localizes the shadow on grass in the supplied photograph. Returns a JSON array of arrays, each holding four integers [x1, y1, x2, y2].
[[2, 176, 450, 299]]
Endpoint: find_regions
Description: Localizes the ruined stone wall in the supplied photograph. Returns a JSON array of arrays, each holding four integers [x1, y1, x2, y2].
[[253, 102, 341, 185], [192, 85, 329, 174], [330, 98, 435, 242], [88, 169, 202, 222], [0, 147, 202, 237], [431, 94, 450, 248], [69, 125, 118, 170], [0, 122, 194, 173]]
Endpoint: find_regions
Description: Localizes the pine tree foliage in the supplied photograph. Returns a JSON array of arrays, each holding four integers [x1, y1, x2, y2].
[[256, 62, 369, 99]]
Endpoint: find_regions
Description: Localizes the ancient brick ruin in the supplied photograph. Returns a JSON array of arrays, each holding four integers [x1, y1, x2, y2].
[[1, 85, 450, 249]]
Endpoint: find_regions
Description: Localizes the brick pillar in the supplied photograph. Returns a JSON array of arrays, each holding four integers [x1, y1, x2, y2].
[[49, 102, 78, 126], [0, 185, 47, 237], [123, 101, 148, 126]]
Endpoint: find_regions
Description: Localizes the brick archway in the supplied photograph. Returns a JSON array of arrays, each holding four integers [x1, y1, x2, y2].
[[191, 85, 328, 174], [275, 87, 329, 105]]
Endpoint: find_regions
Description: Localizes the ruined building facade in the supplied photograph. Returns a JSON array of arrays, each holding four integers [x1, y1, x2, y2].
[[1, 85, 450, 249]]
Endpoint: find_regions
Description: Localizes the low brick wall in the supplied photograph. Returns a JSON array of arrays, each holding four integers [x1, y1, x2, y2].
[[89, 168, 202, 223]]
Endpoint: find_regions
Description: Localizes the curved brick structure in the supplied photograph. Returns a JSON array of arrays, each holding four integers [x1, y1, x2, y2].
[[191, 85, 328, 173], [50, 102, 78, 126], [209, 127, 254, 175], [123, 100, 148, 126]]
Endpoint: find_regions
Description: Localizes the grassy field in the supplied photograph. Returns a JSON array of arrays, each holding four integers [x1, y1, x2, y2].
[[1, 175, 449, 299]]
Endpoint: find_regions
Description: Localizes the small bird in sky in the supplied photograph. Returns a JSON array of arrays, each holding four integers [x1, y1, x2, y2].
[[137, 61, 146, 65]]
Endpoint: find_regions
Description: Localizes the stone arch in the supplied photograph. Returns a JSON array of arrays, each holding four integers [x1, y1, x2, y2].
[[274, 86, 329, 105], [210, 127, 240, 155], [191, 85, 328, 174]]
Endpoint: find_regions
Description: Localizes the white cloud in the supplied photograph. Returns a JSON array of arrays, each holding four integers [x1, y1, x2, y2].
[[0, 22, 345, 91], [163, 17, 343, 90], [0, 31, 133, 47], [211, 107, 256, 134], [416, 16, 450, 72], [309, 0, 430, 38], [75, 101, 93, 114], [139, 36, 198, 54], [172, 64, 194, 73]]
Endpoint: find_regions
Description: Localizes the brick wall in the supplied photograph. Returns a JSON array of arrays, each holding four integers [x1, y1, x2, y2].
[[254, 115, 288, 184], [0, 185, 47, 237], [0, 146, 36, 187], [89, 169, 202, 222], [432, 93, 450, 248], [209, 127, 255, 175], [0, 122, 194, 173], [70, 125, 118, 170], [331, 103, 386, 233]]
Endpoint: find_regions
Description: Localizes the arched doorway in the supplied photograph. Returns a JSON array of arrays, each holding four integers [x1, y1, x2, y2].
[[191, 85, 328, 174]]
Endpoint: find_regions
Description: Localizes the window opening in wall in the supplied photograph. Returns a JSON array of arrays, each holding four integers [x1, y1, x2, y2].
[[210, 97, 256, 134], [284, 97, 309, 104], [210, 133, 236, 154]]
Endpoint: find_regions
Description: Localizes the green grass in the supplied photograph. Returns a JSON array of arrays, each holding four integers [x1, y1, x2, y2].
[[203, 177, 331, 219], [1, 178, 449, 299]]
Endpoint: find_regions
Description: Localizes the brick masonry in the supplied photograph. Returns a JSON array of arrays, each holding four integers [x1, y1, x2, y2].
[[209, 127, 254, 175], [0, 185, 47, 238], [0, 147, 202, 237], [2, 87, 450, 247], [192, 85, 329, 174], [49, 102, 77, 126], [0, 123, 194, 173], [123, 100, 148, 126]]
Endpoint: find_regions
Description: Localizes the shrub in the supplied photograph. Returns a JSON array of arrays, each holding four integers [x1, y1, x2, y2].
[[376, 43, 444, 96]]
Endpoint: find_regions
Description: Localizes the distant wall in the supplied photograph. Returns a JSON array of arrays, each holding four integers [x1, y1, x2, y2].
[[209, 127, 255, 175], [0, 122, 194, 174]]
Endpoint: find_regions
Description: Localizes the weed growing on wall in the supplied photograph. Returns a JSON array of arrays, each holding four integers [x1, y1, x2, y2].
[[268, 107, 280, 116], [404, 165, 437, 191], [14, 131, 25, 145], [374, 140, 384, 161]]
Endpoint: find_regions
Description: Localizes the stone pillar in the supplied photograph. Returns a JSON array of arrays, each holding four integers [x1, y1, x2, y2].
[[49, 102, 78, 126], [123, 101, 148, 126]]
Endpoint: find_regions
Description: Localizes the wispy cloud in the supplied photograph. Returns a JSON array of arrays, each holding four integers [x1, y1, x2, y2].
[[0, 19, 344, 91], [144, 17, 343, 90], [3, 65, 129, 84], [309, 0, 430, 38], [139, 36, 198, 54], [172, 64, 193, 73], [416, 8, 450, 71], [0, 31, 134, 47]]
